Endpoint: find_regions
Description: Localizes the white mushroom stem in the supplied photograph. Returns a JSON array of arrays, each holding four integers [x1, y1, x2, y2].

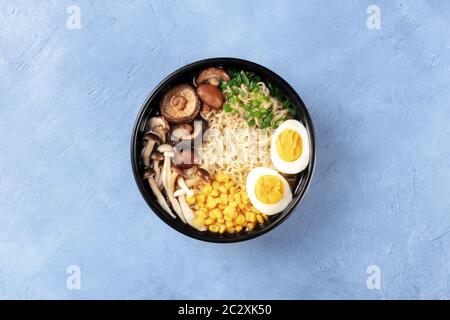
[[146, 175, 175, 219], [177, 177, 194, 197], [178, 194, 206, 231], [173, 189, 187, 197], [153, 160, 162, 189], [167, 171, 186, 223], [142, 140, 155, 167], [161, 151, 174, 191], [158, 144, 174, 191]]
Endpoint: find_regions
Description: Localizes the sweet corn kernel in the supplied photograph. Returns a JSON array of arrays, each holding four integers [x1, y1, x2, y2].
[[209, 224, 219, 233], [206, 197, 216, 209], [235, 225, 243, 232], [229, 201, 238, 208], [227, 227, 236, 233], [256, 214, 264, 224], [211, 209, 222, 219], [204, 218, 213, 226], [236, 215, 245, 225], [219, 186, 227, 193], [212, 182, 220, 190], [249, 212, 256, 223], [203, 184, 212, 193], [224, 206, 235, 217], [212, 190, 220, 197], [225, 181, 234, 189], [247, 223, 255, 231], [196, 194, 206, 204], [226, 221, 234, 228], [217, 218, 225, 224], [262, 214, 269, 221], [186, 195, 195, 205], [224, 216, 233, 222], [219, 225, 226, 234], [245, 212, 252, 222], [220, 194, 228, 204]]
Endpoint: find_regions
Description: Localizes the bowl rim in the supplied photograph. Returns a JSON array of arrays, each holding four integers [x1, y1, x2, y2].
[[130, 57, 316, 243]]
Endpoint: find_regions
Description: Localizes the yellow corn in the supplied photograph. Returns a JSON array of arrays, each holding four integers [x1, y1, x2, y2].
[[256, 214, 264, 224], [235, 225, 243, 232], [206, 196, 216, 209], [236, 215, 245, 225], [209, 224, 219, 233], [211, 189, 219, 197]]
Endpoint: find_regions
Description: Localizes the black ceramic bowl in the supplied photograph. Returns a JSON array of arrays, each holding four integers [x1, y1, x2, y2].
[[131, 58, 315, 243]]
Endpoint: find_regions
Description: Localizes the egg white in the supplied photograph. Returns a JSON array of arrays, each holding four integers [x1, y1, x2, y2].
[[246, 167, 292, 215], [271, 119, 310, 174]]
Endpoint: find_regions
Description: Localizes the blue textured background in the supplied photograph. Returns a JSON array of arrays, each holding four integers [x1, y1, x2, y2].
[[1, 0, 449, 300]]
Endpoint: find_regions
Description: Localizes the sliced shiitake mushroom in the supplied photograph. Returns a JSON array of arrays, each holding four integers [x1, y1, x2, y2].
[[160, 84, 200, 124], [196, 67, 230, 86]]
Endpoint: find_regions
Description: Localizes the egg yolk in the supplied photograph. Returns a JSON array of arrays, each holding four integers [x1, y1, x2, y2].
[[255, 175, 284, 204], [276, 129, 302, 162]]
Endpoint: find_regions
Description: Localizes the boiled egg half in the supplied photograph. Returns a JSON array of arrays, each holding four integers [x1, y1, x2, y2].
[[246, 167, 292, 215], [271, 119, 310, 174]]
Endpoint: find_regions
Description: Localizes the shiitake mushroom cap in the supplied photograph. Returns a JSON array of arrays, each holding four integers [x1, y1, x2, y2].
[[160, 84, 200, 124]]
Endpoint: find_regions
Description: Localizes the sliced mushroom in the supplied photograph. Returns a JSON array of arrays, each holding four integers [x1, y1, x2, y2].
[[185, 167, 212, 187], [196, 84, 224, 109], [143, 169, 175, 218], [160, 85, 200, 124], [142, 131, 161, 167], [158, 144, 174, 191], [150, 151, 164, 189], [167, 167, 186, 223], [178, 194, 206, 231], [146, 116, 170, 143], [196, 67, 230, 87]]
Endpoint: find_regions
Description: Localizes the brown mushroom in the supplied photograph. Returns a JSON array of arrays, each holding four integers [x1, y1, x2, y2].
[[185, 167, 211, 187], [150, 151, 164, 189], [201, 103, 212, 113], [142, 131, 162, 167], [196, 67, 230, 86], [146, 116, 170, 143], [143, 169, 175, 218], [196, 84, 224, 109], [160, 85, 200, 124]]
